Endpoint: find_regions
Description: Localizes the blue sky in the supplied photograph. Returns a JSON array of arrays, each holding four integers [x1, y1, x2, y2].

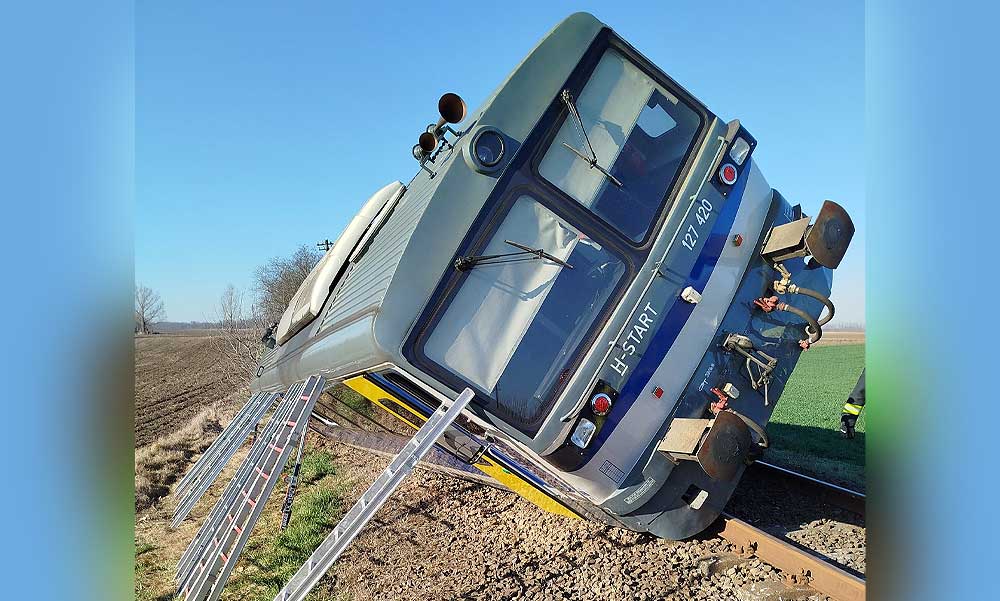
[[137, 1, 864, 324]]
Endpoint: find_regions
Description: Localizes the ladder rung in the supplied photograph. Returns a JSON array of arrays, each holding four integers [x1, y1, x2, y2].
[[267, 389, 474, 601], [175, 375, 326, 601]]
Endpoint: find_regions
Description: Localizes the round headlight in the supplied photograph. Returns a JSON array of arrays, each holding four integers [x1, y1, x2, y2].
[[473, 129, 505, 168]]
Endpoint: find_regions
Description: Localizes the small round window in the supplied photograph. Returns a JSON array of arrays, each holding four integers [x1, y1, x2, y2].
[[473, 129, 505, 168]]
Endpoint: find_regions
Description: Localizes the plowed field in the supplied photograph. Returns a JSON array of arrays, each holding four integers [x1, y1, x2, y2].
[[134, 333, 242, 447]]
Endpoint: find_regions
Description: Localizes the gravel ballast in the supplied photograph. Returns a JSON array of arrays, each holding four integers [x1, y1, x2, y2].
[[308, 440, 842, 601]]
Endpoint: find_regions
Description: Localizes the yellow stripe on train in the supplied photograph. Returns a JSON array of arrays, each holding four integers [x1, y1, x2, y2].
[[343, 375, 578, 519], [345, 376, 425, 430]]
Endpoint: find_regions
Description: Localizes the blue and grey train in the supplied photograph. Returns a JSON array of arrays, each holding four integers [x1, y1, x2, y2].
[[252, 12, 854, 539]]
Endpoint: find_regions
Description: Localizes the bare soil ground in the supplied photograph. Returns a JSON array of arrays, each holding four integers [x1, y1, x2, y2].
[[135, 333, 245, 447]]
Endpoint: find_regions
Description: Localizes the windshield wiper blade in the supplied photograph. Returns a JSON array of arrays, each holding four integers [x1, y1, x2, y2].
[[504, 240, 574, 269], [561, 143, 624, 188], [455, 239, 575, 272], [559, 90, 623, 188]]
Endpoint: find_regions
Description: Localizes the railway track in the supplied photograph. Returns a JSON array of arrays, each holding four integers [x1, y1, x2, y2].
[[749, 460, 865, 518], [307, 412, 866, 601], [711, 515, 863, 601]]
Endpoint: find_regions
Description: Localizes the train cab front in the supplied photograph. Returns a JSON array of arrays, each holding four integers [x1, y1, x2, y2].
[[404, 24, 854, 539]]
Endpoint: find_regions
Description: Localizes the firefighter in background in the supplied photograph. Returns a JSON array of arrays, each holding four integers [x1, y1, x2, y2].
[[840, 369, 865, 438]]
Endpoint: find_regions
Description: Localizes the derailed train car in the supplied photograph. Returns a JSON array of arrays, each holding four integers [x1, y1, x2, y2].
[[252, 12, 853, 540]]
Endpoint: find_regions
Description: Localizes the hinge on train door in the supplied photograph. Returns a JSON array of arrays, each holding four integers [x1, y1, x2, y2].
[[721, 333, 777, 394]]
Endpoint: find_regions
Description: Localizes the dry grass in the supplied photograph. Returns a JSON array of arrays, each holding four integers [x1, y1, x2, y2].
[[134, 442, 347, 601], [135, 406, 225, 511]]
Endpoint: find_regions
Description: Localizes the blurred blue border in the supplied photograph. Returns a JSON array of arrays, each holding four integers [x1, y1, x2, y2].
[[868, 1, 999, 599], [0, 2, 133, 600]]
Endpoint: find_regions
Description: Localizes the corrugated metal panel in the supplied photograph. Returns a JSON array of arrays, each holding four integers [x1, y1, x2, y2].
[[319, 172, 437, 333], [260, 345, 278, 368]]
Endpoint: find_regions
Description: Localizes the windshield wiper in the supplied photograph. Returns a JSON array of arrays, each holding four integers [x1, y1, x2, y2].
[[455, 239, 575, 272], [559, 90, 623, 188]]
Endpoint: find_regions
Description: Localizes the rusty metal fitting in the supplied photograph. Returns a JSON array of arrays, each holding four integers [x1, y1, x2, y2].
[[709, 387, 729, 414], [754, 295, 779, 312]]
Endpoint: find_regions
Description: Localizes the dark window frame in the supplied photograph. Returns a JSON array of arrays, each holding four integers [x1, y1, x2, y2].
[[529, 39, 708, 249], [405, 29, 714, 438]]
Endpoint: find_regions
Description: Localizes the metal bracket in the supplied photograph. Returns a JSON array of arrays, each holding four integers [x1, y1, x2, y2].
[[722, 333, 777, 391], [418, 157, 437, 179]]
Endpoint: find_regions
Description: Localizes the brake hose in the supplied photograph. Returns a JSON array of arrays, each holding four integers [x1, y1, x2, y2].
[[788, 285, 835, 326], [778, 301, 822, 345]]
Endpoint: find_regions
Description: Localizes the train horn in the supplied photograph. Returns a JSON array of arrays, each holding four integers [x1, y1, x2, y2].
[[418, 131, 438, 154], [414, 92, 467, 159], [437, 92, 467, 126]]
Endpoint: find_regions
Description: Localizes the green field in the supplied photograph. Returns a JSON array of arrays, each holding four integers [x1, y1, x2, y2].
[[767, 343, 865, 490]]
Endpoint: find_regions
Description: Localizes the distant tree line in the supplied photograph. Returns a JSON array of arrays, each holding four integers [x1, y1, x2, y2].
[[154, 321, 218, 332], [213, 245, 322, 378], [136, 244, 322, 379]]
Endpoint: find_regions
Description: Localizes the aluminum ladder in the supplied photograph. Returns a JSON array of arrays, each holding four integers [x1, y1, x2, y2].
[[175, 387, 296, 586], [172, 390, 281, 527], [177, 375, 325, 601], [272, 388, 475, 601]]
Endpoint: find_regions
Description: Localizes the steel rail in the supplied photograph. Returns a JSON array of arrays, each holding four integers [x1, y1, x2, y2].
[[715, 513, 866, 601], [749, 460, 866, 517]]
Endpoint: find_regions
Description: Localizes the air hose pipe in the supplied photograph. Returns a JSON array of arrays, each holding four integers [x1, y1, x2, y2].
[[777, 301, 822, 345], [788, 285, 836, 326]]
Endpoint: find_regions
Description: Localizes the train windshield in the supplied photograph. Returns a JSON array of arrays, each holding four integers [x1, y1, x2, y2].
[[424, 195, 625, 434], [539, 48, 702, 242]]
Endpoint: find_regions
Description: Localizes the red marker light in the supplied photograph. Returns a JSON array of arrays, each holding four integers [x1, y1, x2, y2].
[[653, 386, 664, 399], [719, 163, 738, 185], [591, 393, 612, 416]]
